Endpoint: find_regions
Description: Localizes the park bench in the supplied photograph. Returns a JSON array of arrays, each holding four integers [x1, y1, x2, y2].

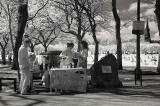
[[0, 78, 17, 92]]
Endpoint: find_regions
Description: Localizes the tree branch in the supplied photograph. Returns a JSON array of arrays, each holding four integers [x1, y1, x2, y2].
[[28, 0, 49, 21], [0, 42, 4, 49], [47, 36, 58, 47], [45, 29, 54, 42], [32, 36, 43, 44], [0, 1, 9, 15]]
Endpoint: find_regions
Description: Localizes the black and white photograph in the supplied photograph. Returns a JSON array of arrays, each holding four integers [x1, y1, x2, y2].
[[0, 0, 160, 106]]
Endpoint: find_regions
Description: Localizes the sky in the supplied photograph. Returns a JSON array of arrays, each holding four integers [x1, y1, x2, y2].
[[117, 0, 137, 10], [117, 0, 155, 20], [117, 0, 154, 11], [83, 0, 158, 44], [31, 0, 158, 52], [28, 0, 159, 45]]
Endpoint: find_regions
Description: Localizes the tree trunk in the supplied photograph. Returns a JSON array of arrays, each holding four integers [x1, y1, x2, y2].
[[92, 26, 99, 63], [94, 40, 99, 63], [7, 4, 15, 53], [12, 1, 28, 71], [112, 0, 123, 70], [155, 0, 160, 37], [1, 49, 6, 65], [77, 37, 83, 52], [44, 46, 47, 52], [88, 17, 98, 63]]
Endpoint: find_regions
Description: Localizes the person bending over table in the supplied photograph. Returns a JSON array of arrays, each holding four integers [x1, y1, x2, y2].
[[59, 42, 75, 68], [39, 42, 75, 88]]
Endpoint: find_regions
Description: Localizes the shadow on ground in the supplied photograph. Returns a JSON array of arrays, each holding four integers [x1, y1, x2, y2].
[[87, 84, 160, 99], [0, 96, 8, 106], [0, 93, 45, 106], [10, 93, 45, 106]]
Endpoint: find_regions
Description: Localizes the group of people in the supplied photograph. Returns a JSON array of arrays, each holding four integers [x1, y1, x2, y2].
[[60, 41, 88, 68], [18, 36, 89, 95]]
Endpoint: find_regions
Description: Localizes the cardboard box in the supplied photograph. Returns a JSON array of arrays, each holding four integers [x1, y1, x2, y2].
[[50, 68, 87, 92]]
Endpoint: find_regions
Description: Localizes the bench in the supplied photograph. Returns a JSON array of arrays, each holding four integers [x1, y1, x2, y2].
[[0, 78, 17, 92]]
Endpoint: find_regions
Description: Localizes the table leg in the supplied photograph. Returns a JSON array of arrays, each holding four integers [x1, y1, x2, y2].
[[55, 88, 57, 93], [14, 79, 17, 92], [49, 71, 52, 94]]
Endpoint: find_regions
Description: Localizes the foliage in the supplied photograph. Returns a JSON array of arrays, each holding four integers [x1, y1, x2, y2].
[[0, 0, 18, 51]]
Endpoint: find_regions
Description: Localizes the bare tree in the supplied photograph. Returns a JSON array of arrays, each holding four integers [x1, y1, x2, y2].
[[0, 33, 9, 64], [145, 0, 160, 44], [0, 1, 17, 54], [25, 24, 40, 52], [112, 0, 123, 70], [53, 0, 90, 51], [31, 19, 59, 52], [12, 0, 28, 70], [12, 0, 49, 69], [74, 0, 104, 63], [33, 29, 58, 52]]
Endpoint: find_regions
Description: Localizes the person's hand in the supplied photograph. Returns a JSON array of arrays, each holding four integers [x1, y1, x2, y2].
[[61, 55, 68, 60]]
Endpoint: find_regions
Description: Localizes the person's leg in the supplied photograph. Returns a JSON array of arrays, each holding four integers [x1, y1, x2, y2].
[[29, 71, 33, 92], [21, 70, 31, 94], [21, 73, 27, 94], [19, 71, 24, 92]]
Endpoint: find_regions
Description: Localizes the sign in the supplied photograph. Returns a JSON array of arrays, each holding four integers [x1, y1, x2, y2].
[[132, 21, 145, 35], [102, 65, 112, 73]]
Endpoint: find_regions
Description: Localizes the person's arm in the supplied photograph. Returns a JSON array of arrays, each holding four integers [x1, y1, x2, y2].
[[59, 51, 68, 59]]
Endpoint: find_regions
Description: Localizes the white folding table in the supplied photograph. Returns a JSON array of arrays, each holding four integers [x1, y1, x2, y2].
[[49, 68, 87, 93]]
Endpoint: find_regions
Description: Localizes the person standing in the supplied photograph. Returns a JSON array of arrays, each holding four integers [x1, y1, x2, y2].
[[59, 42, 75, 68], [18, 38, 32, 95], [76, 41, 89, 68]]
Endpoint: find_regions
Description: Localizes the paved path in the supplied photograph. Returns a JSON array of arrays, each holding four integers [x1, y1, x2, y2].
[[0, 65, 160, 106], [1, 78, 160, 106], [0, 88, 160, 106]]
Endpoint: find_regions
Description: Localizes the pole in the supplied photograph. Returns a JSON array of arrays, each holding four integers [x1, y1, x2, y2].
[[135, 0, 142, 86]]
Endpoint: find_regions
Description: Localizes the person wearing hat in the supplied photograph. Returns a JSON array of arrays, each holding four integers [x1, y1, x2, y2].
[[18, 38, 32, 95]]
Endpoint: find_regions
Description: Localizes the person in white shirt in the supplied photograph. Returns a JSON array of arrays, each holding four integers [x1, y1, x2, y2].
[[59, 42, 75, 68], [18, 39, 32, 95]]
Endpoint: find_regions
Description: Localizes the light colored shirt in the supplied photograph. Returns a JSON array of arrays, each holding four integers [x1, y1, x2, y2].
[[59, 48, 75, 67], [18, 45, 30, 68]]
